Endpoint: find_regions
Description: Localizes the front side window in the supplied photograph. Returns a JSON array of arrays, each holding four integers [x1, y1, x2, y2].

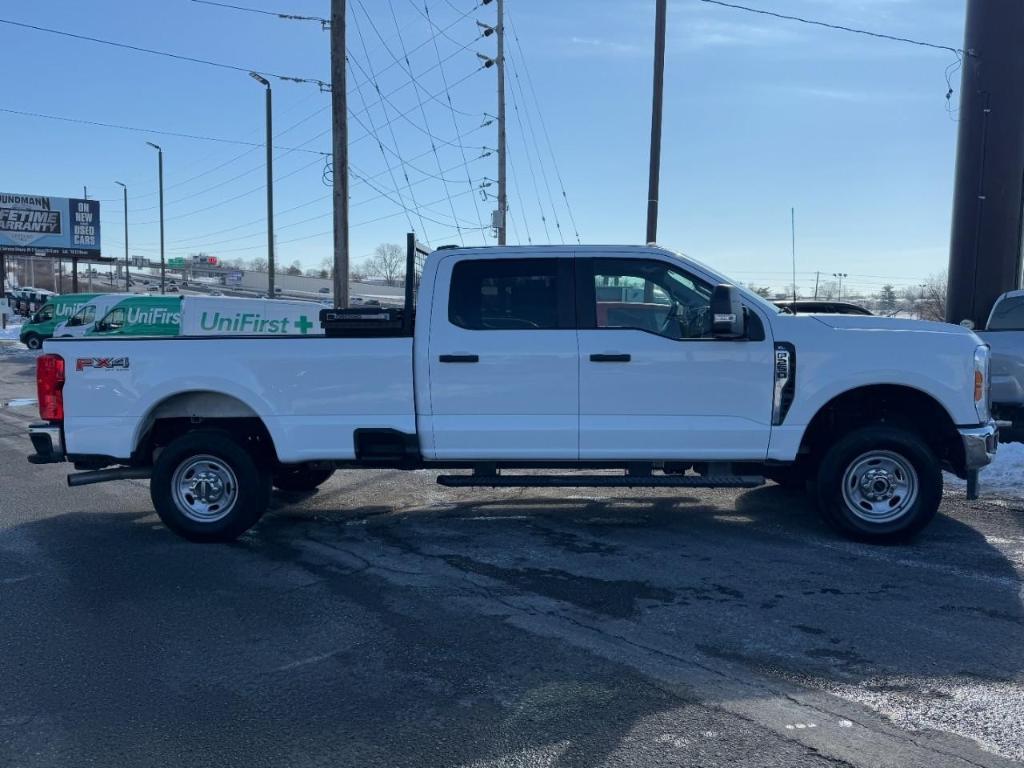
[[34, 304, 54, 323], [591, 259, 713, 340], [988, 296, 1024, 330], [68, 306, 96, 326], [449, 258, 572, 330], [100, 308, 126, 332]]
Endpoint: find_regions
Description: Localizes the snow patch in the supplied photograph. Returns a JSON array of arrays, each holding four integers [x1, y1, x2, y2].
[[946, 440, 1024, 500]]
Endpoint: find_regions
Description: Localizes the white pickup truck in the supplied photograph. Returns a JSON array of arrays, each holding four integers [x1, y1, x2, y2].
[[27, 245, 997, 544]]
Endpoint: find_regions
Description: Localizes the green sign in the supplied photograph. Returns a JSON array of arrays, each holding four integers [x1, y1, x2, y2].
[[168, 257, 186, 268]]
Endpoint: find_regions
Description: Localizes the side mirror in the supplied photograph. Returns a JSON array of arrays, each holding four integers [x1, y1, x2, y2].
[[711, 284, 746, 339]]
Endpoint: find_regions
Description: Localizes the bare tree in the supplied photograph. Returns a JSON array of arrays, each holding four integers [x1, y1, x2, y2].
[[286, 260, 303, 276], [918, 272, 948, 322], [250, 257, 268, 273], [366, 243, 404, 286]]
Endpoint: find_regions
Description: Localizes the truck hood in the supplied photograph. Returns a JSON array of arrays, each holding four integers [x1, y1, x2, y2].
[[808, 314, 977, 337]]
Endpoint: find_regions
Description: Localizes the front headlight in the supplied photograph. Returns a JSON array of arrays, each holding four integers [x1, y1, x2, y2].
[[974, 344, 991, 422]]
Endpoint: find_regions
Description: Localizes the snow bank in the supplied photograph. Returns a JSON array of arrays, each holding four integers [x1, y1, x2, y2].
[[946, 440, 1024, 500], [0, 320, 22, 340]]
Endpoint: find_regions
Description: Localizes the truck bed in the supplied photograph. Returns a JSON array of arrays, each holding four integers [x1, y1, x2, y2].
[[46, 335, 415, 462]]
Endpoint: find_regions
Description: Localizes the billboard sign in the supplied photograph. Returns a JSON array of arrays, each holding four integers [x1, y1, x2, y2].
[[0, 193, 100, 257], [227, 271, 243, 283]]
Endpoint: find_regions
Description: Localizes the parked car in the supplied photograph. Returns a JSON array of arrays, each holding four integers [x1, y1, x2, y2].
[[318, 287, 331, 294], [976, 289, 1024, 443], [774, 300, 872, 315], [28, 244, 995, 545]]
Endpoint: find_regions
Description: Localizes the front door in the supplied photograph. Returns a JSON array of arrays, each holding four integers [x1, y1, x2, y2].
[[576, 256, 774, 460], [425, 255, 579, 460]]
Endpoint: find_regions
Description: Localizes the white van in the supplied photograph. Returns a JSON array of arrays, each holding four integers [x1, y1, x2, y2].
[[179, 296, 323, 336], [53, 294, 137, 338]]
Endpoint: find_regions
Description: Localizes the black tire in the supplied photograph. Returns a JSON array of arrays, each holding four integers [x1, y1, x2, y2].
[[815, 425, 942, 543], [23, 333, 42, 350], [150, 430, 270, 542], [272, 466, 334, 492]]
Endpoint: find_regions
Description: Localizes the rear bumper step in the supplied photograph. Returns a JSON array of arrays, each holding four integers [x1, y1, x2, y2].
[[437, 473, 764, 489]]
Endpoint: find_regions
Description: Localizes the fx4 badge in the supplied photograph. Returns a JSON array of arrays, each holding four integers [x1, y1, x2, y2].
[[76, 357, 130, 372]]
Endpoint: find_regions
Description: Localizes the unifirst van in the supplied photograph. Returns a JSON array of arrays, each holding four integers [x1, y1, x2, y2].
[[87, 295, 322, 338], [19, 294, 100, 349], [178, 296, 323, 336], [88, 295, 182, 337], [53, 294, 137, 338]]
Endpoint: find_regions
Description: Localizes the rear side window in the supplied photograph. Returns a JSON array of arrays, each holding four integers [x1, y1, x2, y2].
[[988, 296, 1024, 330], [448, 258, 573, 330]]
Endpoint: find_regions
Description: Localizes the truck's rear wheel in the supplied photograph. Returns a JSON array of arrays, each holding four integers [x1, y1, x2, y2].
[[815, 425, 941, 543], [272, 466, 334, 492], [150, 430, 270, 542], [23, 333, 42, 350]]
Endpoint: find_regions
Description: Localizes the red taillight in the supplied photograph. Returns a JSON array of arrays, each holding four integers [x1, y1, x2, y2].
[[37, 354, 65, 422]]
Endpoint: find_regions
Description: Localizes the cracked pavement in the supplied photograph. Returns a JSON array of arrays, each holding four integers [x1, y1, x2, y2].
[[1, 353, 1022, 767]]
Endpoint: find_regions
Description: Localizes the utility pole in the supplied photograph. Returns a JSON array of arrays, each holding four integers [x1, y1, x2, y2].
[[947, 0, 1024, 328], [496, 0, 507, 245], [646, 0, 668, 244], [146, 142, 166, 294], [115, 182, 129, 290], [331, 0, 350, 308], [813, 271, 820, 300], [250, 72, 276, 297]]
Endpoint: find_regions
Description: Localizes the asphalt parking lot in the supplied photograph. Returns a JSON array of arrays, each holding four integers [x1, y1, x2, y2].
[[1, 347, 1023, 767]]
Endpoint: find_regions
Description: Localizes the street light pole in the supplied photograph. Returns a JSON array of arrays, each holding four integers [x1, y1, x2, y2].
[[832, 272, 848, 301], [146, 142, 165, 294], [250, 72, 275, 298], [114, 181, 129, 290]]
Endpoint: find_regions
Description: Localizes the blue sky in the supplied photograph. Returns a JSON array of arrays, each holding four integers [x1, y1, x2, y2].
[[0, 0, 966, 295]]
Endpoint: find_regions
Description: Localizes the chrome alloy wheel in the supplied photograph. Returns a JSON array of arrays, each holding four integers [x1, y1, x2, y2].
[[841, 450, 919, 524], [171, 455, 239, 523]]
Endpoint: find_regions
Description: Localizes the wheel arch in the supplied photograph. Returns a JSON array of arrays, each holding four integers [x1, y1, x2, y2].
[[797, 383, 965, 475], [132, 390, 279, 466]]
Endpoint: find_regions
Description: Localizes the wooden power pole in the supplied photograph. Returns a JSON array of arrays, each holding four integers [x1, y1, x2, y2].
[[495, 0, 507, 245], [331, 0, 350, 308], [646, 0, 667, 244]]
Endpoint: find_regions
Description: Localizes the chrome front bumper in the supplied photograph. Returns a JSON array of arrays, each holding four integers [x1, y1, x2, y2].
[[959, 421, 998, 471]]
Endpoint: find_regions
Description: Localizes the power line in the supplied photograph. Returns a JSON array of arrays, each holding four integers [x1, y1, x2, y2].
[[0, 16, 328, 86], [505, 56, 550, 242], [506, 12, 581, 244], [696, 0, 965, 56], [190, 0, 328, 24], [0, 107, 329, 155], [423, 0, 487, 239], [348, 3, 424, 238], [506, 48, 563, 244], [377, 0, 465, 243]]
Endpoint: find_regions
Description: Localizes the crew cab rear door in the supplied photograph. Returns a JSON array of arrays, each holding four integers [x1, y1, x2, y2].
[[576, 255, 775, 460], [423, 255, 578, 460]]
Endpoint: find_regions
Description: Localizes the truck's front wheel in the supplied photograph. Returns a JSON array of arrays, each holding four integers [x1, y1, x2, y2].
[[815, 425, 942, 543], [23, 333, 42, 350], [150, 430, 270, 542]]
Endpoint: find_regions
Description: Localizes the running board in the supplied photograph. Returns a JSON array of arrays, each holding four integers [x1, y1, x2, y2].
[[436, 473, 764, 489]]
